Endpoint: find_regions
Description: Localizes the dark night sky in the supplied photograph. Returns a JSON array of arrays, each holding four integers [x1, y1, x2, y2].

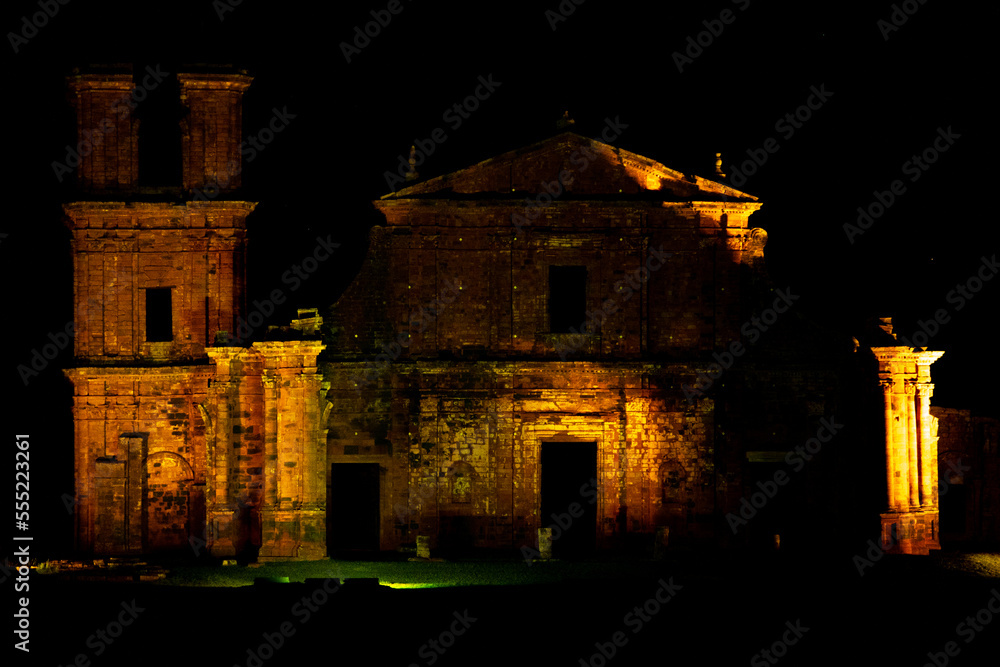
[[4, 0, 999, 551]]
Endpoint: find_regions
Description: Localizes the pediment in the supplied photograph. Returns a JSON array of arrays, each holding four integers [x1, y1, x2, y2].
[[382, 132, 756, 202]]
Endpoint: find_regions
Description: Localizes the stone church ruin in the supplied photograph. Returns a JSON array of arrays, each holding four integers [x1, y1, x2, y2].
[[63, 66, 991, 561]]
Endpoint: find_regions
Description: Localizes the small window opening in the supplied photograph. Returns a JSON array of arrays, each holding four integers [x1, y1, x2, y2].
[[549, 265, 587, 333], [146, 288, 173, 342]]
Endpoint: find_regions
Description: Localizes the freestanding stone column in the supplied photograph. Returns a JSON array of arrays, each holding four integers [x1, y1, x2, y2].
[[872, 343, 944, 555]]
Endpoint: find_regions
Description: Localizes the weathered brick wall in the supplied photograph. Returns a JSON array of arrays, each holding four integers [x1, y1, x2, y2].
[[341, 202, 765, 361], [64, 69, 332, 561], [323, 226, 393, 359], [323, 360, 721, 551], [327, 133, 765, 364], [64, 201, 253, 362], [64, 337, 325, 561], [146, 451, 195, 551], [67, 71, 139, 192], [205, 343, 327, 560], [177, 73, 252, 192], [64, 367, 211, 553], [321, 133, 782, 553]]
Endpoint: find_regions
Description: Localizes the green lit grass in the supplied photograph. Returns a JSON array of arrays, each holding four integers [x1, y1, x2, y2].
[[151, 557, 683, 588], [141, 549, 1000, 588]]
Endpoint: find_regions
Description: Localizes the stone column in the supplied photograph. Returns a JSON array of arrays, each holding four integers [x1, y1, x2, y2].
[[905, 381, 920, 508], [256, 341, 326, 560], [881, 380, 901, 511], [210, 380, 232, 508], [896, 382, 911, 509], [917, 383, 935, 508], [873, 345, 945, 555], [262, 376, 279, 508], [205, 347, 242, 557]]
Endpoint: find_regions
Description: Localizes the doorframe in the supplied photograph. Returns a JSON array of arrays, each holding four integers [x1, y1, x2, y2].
[[540, 439, 599, 554], [528, 416, 611, 548], [326, 458, 386, 551]]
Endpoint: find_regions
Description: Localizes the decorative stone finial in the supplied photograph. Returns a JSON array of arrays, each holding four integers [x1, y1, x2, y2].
[[405, 145, 419, 181], [878, 317, 896, 339], [715, 152, 726, 178], [556, 110, 575, 130]]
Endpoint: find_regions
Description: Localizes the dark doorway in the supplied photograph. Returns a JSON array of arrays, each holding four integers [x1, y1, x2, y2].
[[328, 463, 380, 552], [541, 442, 597, 557]]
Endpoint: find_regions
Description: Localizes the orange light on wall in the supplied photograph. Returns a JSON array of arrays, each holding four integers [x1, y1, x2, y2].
[[872, 342, 945, 555]]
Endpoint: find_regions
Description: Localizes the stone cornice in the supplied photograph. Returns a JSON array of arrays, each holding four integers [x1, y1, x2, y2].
[[63, 200, 257, 230]]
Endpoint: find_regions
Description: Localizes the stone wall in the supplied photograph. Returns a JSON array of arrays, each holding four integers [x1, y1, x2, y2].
[[932, 406, 1000, 544], [63, 201, 253, 362], [324, 361, 721, 552], [64, 366, 211, 553]]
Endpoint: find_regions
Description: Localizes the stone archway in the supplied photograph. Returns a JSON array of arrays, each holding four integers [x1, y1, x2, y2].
[[144, 451, 195, 552]]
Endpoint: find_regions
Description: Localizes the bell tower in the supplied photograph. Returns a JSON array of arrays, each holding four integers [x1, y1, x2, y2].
[[64, 66, 254, 363], [64, 65, 257, 555]]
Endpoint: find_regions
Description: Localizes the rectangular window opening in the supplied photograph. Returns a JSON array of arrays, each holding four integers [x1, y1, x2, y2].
[[549, 265, 587, 333], [146, 288, 173, 342]]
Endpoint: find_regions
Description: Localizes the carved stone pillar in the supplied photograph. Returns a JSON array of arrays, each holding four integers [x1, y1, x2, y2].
[[917, 383, 935, 508], [205, 348, 242, 557], [873, 344, 944, 555], [262, 376, 279, 508], [256, 341, 327, 560], [905, 380, 920, 508], [881, 379, 900, 511]]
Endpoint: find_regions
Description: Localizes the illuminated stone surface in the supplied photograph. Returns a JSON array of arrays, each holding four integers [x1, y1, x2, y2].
[[66, 71, 139, 192], [63, 68, 987, 560], [323, 133, 803, 553], [871, 343, 944, 555], [64, 69, 326, 560]]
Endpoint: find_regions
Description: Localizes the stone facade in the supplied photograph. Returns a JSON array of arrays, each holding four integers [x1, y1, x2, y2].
[[320, 135, 940, 556], [321, 134, 771, 554], [63, 68, 326, 560], [64, 67, 968, 560]]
